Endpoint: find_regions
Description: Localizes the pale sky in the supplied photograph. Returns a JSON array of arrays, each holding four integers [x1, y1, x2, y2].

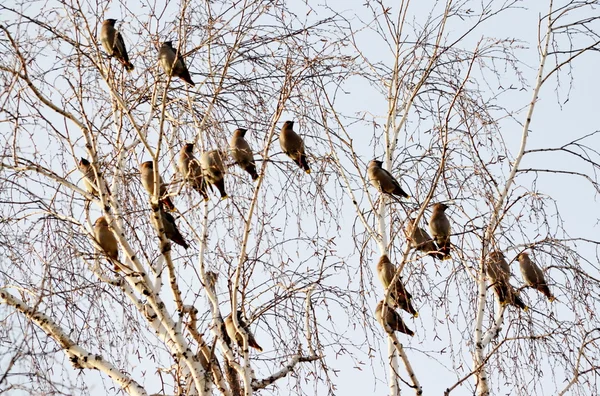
[[1, 0, 599, 395]]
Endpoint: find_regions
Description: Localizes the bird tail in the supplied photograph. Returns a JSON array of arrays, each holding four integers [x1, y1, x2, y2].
[[493, 283, 509, 305], [539, 285, 555, 302], [194, 185, 209, 201], [299, 154, 311, 174], [172, 232, 189, 249], [249, 337, 263, 352], [192, 179, 209, 201], [124, 62, 134, 72], [161, 197, 176, 212], [214, 179, 228, 199], [433, 241, 451, 260], [245, 164, 259, 181], [514, 295, 528, 311], [393, 185, 410, 199], [181, 70, 195, 86]]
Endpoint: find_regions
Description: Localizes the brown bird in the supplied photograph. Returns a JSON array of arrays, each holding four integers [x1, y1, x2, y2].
[[376, 255, 418, 317], [139, 161, 176, 211], [79, 158, 102, 196], [279, 121, 310, 174], [428, 203, 451, 258], [93, 216, 120, 271], [100, 19, 134, 72], [230, 128, 259, 180], [492, 281, 528, 311], [486, 250, 511, 284], [224, 311, 263, 352], [178, 143, 209, 201], [517, 252, 555, 302], [158, 41, 195, 86], [405, 218, 447, 260], [200, 150, 228, 199], [151, 206, 189, 249], [367, 160, 409, 199], [375, 300, 414, 337]]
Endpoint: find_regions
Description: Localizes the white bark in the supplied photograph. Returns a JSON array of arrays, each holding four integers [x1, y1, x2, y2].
[[0, 290, 149, 396], [473, 3, 553, 394]]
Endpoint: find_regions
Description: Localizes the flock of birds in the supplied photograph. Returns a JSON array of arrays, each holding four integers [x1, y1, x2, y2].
[[369, 165, 556, 337], [83, 19, 556, 348]]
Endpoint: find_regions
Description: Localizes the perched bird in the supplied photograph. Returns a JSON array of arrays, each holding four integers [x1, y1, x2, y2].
[[367, 160, 409, 199], [151, 206, 189, 249], [517, 252, 555, 302], [230, 128, 259, 180], [279, 121, 310, 174], [486, 250, 511, 284], [79, 158, 101, 196], [139, 161, 176, 211], [428, 203, 451, 257], [100, 19, 134, 72], [405, 218, 446, 260], [93, 216, 120, 271], [200, 150, 228, 199], [224, 311, 263, 352], [178, 143, 209, 201], [204, 271, 219, 290], [492, 281, 528, 311], [375, 300, 414, 337], [158, 41, 195, 86], [376, 255, 418, 317]]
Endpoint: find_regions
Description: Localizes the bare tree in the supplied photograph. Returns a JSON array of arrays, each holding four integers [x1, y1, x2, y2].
[[1, 0, 599, 396]]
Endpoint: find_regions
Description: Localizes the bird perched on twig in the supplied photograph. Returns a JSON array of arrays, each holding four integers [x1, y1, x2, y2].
[[486, 250, 528, 311], [376, 255, 418, 317], [492, 282, 528, 311], [79, 158, 109, 197], [151, 205, 189, 249], [367, 160, 409, 199], [93, 216, 120, 271], [200, 150, 228, 199], [279, 121, 310, 174], [517, 252, 555, 302], [486, 250, 511, 284], [158, 41, 195, 86], [230, 128, 259, 181], [428, 203, 451, 258], [100, 19, 134, 72], [224, 311, 263, 352], [178, 143, 209, 201], [375, 300, 414, 337], [140, 161, 176, 211], [404, 218, 447, 260]]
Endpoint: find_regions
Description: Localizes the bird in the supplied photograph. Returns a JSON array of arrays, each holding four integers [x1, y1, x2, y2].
[[100, 19, 134, 72], [428, 203, 451, 258], [139, 161, 176, 211], [151, 205, 189, 249], [224, 311, 263, 352], [279, 121, 310, 174], [376, 255, 418, 317], [517, 252, 555, 302], [79, 158, 100, 196], [200, 150, 228, 199], [375, 300, 414, 337], [93, 216, 120, 271], [79, 158, 111, 197], [158, 41, 195, 86], [230, 128, 259, 181], [178, 143, 209, 201], [367, 160, 409, 199], [492, 281, 528, 311], [486, 250, 511, 284], [404, 218, 447, 260]]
